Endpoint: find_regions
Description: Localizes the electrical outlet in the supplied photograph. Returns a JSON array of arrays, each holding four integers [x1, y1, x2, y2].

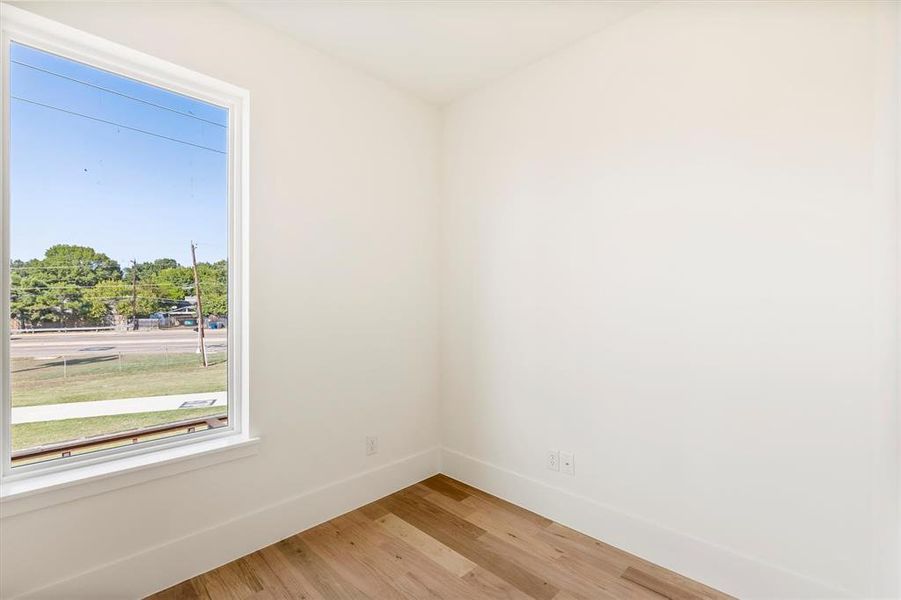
[[560, 451, 574, 475], [547, 450, 560, 471], [366, 436, 378, 456]]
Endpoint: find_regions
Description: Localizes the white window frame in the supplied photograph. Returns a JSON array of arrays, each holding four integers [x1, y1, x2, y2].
[[0, 5, 253, 509]]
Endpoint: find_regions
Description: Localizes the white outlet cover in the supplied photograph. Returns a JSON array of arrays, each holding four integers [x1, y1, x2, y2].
[[560, 451, 574, 475], [547, 450, 560, 471]]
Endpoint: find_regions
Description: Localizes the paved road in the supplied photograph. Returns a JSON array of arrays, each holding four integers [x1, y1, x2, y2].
[[10, 329, 228, 358], [11, 391, 228, 424]]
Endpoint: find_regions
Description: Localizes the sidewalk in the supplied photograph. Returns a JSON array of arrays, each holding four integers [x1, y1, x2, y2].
[[11, 391, 228, 424]]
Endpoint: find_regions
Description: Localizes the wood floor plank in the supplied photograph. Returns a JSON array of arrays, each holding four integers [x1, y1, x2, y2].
[[379, 535, 494, 599], [459, 566, 536, 600], [452, 494, 644, 598], [358, 500, 390, 521], [444, 478, 553, 529], [379, 491, 559, 600], [532, 527, 680, 598], [551, 592, 591, 600], [244, 591, 280, 600], [550, 550, 664, 599], [327, 510, 485, 600], [462, 498, 565, 563], [196, 558, 265, 600], [146, 476, 732, 600], [275, 536, 370, 600], [302, 520, 412, 600], [420, 475, 471, 501], [381, 528, 517, 600], [462, 493, 553, 538], [622, 566, 735, 600], [149, 578, 211, 600], [421, 490, 477, 519], [622, 566, 706, 600], [375, 512, 477, 577], [256, 545, 326, 600], [382, 487, 487, 539], [234, 553, 295, 600], [477, 529, 651, 600], [540, 523, 660, 578], [537, 529, 647, 581], [541, 524, 734, 600], [391, 571, 449, 600]]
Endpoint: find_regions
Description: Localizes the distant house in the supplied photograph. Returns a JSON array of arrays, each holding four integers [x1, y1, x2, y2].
[[152, 300, 225, 329], [153, 301, 198, 327]]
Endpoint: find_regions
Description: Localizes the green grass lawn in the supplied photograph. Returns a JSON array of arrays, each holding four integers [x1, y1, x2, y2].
[[11, 352, 227, 407], [11, 406, 226, 451]]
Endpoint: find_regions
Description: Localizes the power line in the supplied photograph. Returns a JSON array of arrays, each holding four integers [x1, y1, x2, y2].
[[10, 282, 223, 302], [12, 287, 225, 292], [21, 282, 186, 291], [11, 59, 227, 128], [11, 282, 223, 290], [12, 260, 226, 269], [13, 286, 127, 291], [12, 265, 119, 269], [12, 288, 222, 297], [11, 277, 226, 288], [11, 294, 185, 301], [10, 265, 219, 270], [10, 287, 179, 295], [11, 282, 207, 292], [12, 265, 223, 269], [11, 95, 227, 155]]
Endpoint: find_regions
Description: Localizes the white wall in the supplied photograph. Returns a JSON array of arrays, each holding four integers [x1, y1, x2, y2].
[[0, 2, 441, 598], [440, 2, 899, 598]]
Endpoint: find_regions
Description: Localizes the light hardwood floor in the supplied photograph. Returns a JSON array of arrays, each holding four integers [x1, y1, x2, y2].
[[147, 475, 733, 600]]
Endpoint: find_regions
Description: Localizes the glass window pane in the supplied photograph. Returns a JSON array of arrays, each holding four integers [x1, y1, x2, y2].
[[8, 42, 230, 467]]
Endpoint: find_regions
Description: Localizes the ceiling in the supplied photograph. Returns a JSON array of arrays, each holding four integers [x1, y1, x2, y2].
[[226, 1, 651, 104]]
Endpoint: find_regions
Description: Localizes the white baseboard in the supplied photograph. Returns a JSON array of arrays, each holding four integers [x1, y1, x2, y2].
[[441, 447, 854, 600], [17, 446, 441, 600]]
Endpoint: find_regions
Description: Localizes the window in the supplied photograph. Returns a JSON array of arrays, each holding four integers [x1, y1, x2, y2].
[[1, 7, 249, 480]]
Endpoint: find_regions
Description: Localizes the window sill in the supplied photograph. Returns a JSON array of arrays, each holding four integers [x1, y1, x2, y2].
[[0, 434, 259, 517]]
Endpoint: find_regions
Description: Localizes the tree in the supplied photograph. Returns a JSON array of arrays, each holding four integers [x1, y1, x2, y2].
[[195, 260, 228, 316], [150, 266, 194, 304], [149, 261, 227, 317], [84, 279, 160, 320], [9, 245, 229, 326], [10, 245, 121, 326], [124, 258, 180, 282]]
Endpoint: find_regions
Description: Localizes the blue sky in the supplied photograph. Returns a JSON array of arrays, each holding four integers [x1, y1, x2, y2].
[[10, 42, 228, 268]]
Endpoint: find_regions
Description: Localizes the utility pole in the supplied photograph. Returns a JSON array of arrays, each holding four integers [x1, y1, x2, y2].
[[130, 259, 138, 331], [191, 241, 208, 368]]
